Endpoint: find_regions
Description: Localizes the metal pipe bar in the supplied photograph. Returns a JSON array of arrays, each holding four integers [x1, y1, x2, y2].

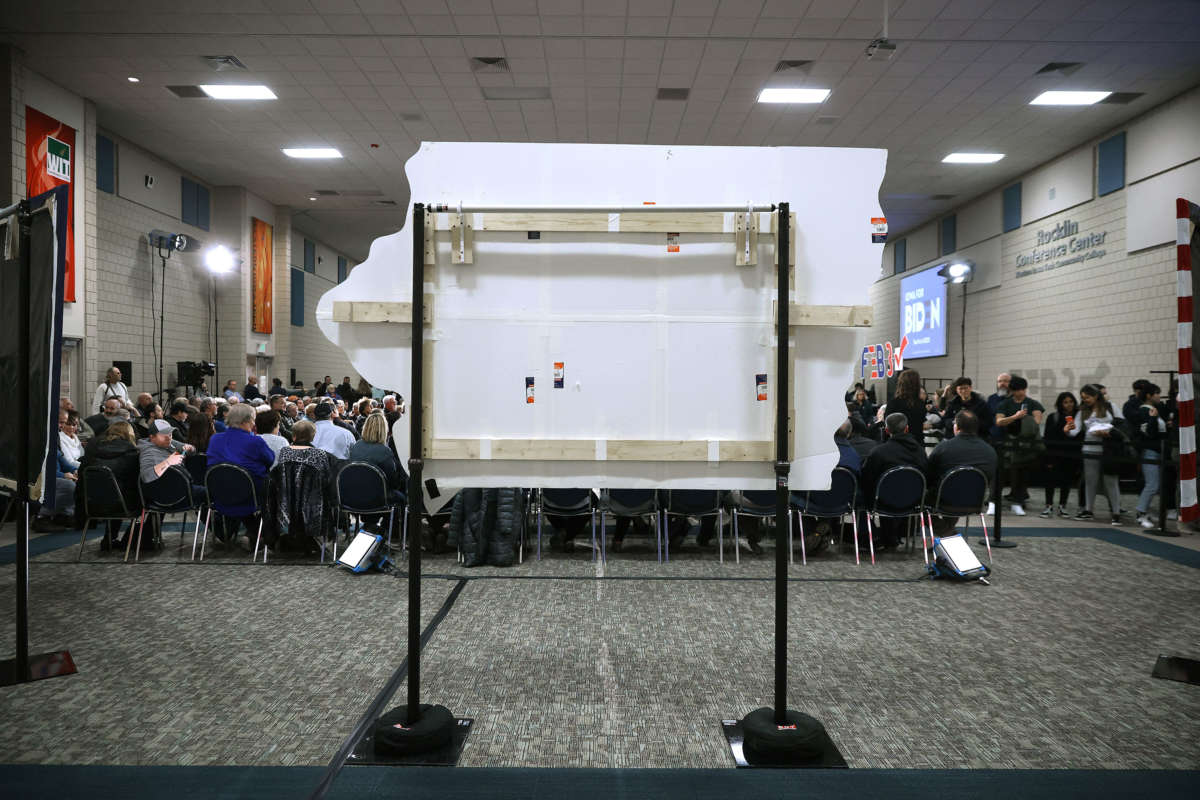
[[426, 203, 776, 214], [407, 202, 426, 722], [773, 201, 790, 725], [15, 202, 31, 682]]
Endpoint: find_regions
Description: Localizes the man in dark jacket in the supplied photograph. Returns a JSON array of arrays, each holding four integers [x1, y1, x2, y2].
[[927, 410, 998, 534], [942, 377, 993, 440], [861, 413, 928, 499]]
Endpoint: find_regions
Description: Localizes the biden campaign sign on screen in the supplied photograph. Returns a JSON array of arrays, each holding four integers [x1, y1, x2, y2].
[[899, 268, 946, 359]]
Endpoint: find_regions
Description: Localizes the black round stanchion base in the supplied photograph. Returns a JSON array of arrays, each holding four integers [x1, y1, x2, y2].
[[373, 704, 456, 756], [984, 539, 1018, 549], [740, 707, 828, 766]]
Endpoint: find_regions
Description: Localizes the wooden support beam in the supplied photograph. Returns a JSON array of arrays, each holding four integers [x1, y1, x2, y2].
[[772, 302, 874, 327], [331, 299, 433, 324], [427, 438, 775, 462]]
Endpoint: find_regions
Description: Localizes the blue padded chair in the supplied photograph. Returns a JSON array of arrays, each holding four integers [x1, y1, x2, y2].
[[928, 465, 992, 564], [138, 465, 206, 562], [789, 466, 859, 566], [78, 465, 142, 563], [537, 488, 597, 561], [335, 462, 407, 562], [601, 489, 662, 563], [864, 465, 927, 566], [202, 463, 267, 563], [662, 490, 723, 563]]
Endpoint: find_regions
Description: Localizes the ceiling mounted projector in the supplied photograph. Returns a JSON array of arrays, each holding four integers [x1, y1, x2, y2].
[[865, 38, 897, 60]]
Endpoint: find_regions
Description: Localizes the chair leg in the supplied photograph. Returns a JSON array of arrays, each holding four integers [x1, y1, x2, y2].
[[78, 517, 90, 562], [537, 504, 543, 561], [600, 512, 607, 566], [718, 511, 724, 565], [979, 512, 992, 564], [125, 512, 142, 563], [655, 510, 662, 563], [664, 512, 669, 563], [852, 511, 861, 565], [179, 512, 187, 551], [732, 508, 739, 565], [789, 511, 795, 566], [865, 514, 876, 565], [590, 510, 598, 564], [919, 511, 930, 566], [198, 508, 211, 561], [386, 508, 395, 552], [135, 512, 149, 563], [403, 505, 409, 554], [253, 517, 264, 562], [798, 511, 807, 566]]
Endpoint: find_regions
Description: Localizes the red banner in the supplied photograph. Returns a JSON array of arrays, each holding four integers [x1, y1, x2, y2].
[[25, 106, 76, 302]]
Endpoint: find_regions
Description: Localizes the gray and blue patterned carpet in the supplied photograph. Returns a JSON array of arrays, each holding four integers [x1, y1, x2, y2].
[[1, 516, 1198, 797]]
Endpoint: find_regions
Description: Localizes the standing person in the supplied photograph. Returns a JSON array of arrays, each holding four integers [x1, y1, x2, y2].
[[1123, 379, 1150, 423], [1132, 383, 1167, 530], [941, 377, 992, 440], [993, 375, 1044, 516], [884, 369, 927, 448], [92, 366, 130, 413], [986, 372, 1011, 442], [1041, 392, 1081, 518], [1066, 384, 1122, 524]]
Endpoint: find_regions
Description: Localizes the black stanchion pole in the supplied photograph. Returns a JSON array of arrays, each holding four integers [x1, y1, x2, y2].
[[985, 442, 1016, 548], [1158, 438, 1173, 536], [14, 203, 31, 683], [773, 203, 790, 726], [407, 202, 425, 722]]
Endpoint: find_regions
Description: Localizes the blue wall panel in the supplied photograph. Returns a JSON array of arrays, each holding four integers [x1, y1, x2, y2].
[[1003, 183, 1022, 232], [1097, 132, 1126, 196], [290, 268, 304, 326]]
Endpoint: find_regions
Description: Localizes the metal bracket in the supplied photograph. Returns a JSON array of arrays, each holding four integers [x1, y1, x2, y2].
[[450, 202, 473, 264], [735, 204, 758, 266]]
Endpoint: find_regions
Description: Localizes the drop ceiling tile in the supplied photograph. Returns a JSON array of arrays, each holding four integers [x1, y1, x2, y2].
[[628, 17, 670, 35], [365, 14, 417, 33], [498, 15, 542, 34]]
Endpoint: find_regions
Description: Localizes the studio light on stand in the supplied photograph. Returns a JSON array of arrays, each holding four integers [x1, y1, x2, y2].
[[204, 244, 236, 396], [148, 229, 203, 403], [936, 260, 974, 378]]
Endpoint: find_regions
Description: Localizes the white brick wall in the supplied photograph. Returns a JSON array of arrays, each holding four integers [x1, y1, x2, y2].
[[288, 267, 358, 390], [93, 189, 214, 401], [869, 186, 1177, 404]]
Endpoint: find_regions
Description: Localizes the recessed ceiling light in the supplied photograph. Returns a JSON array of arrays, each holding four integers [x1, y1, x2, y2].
[[943, 153, 1005, 164], [283, 148, 343, 159], [757, 88, 831, 104], [309, 197, 317, 201], [199, 84, 276, 100], [1030, 90, 1112, 106], [127, 76, 140, 83]]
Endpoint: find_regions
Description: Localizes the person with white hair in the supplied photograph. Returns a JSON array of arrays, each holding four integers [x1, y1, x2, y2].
[[207, 403, 276, 545], [93, 366, 130, 413]]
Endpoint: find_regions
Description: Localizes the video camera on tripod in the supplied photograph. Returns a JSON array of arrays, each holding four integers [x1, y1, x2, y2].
[[177, 360, 215, 390]]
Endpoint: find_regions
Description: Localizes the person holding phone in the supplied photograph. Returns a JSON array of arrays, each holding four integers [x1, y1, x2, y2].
[[1041, 392, 1080, 517], [1066, 384, 1122, 524]]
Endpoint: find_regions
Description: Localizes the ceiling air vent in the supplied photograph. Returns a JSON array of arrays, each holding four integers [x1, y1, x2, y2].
[[203, 55, 247, 71], [400, 113, 423, 122], [774, 60, 812, 74], [1100, 92, 1144, 105], [166, 85, 207, 98], [482, 86, 551, 100], [657, 87, 690, 101], [313, 189, 340, 196], [470, 57, 510, 73], [340, 190, 384, 197], [373, 200, 398, 206], [1035, 62, 1082, 76], [815, 115, 839, 125], [931, 194, 956, 200]]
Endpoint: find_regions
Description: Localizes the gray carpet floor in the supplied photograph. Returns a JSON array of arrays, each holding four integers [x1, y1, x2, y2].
[[2, 523, 1198, 771]]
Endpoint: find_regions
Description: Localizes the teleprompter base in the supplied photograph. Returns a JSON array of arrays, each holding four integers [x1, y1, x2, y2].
[[1151, 655, 1200, 686], [721, 717, 847, 769], [347, 718, 472, 767], [984, 539, 1019, 549], [0, 650, 77, 687]]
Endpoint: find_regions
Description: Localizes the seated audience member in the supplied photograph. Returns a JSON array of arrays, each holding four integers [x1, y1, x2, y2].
[[198, 397, 226, 433], [268, 420, 337, 549], [313, 402, 355, 459], [1042, 392, 1081, 518], [133, 404, 163, 439], [93, 366, 130, 413], [222, 379, 243, 403], [848, 387, 877, 429], [356, 377, 372, 400], [76, 421, 142, 548], [846, 414, 879, 459], [33, 443, 79, 532], [281, 401, 299, 434], [59, 409, 85, 468], [348, 412, 409, 533], [86, 397, 123, 439], [132, 392, 155, 420], [63, 397, 94, 442], [941, 377, 993, 440], [256, 409, 289, 462], [166, 399, 190, 441], [268, 377, 287, 397], [861, 412, 928, 548], [993, 375, 1044, 516], [187, 410, 215, 454], [242, 376, 262, 402], [333, 400, 357, 435], [138, 420, 201, 528], [336, 376, 356, 404], [834, 418, 863, 475], [926, 410, 998, 534], [206, 403, 276, 544]]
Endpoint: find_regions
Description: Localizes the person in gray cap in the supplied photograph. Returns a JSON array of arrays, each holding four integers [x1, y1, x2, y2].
[[312, 401, 355, 459], [138, 419, 195, 485]]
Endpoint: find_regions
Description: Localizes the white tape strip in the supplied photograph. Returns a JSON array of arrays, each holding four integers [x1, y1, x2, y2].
[[708, 440, 720, 463], [1180, 480, 1197, 509], [479, 438, 492, 460], [608, 213, 620, 232], [722, 212, 734, 233], [1180, 426, 1196, 456], [595, 439, 607, 460], [1179, 217, 1192, 246], [1179, 321, 1192, 349], [1179, 271, 1192, 298], [1180, 378, 1194, 403]]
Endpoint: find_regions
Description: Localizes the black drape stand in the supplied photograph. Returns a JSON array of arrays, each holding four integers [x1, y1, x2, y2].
[[985, 443, 1016, 549], [0, 199, 76, 686], [735, 202, 832, 765]]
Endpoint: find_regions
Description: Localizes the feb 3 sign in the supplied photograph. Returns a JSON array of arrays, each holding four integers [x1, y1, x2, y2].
[[861, 336, 908, 380]]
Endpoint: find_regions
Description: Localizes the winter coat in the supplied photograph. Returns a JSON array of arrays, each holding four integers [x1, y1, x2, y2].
[[449, 488, 523, 567], [941, 391, 993, 439], [264, 446, 337, 546], [77, 437, 142, 515], [860, 432, 928, 500]]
